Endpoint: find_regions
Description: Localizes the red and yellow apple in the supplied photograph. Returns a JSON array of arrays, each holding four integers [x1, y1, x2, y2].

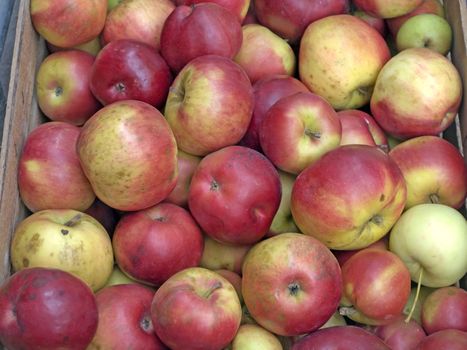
[[353, 0, 423, 19]]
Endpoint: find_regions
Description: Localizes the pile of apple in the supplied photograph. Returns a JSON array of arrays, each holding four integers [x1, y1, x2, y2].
[[0, 0, 466, 349]]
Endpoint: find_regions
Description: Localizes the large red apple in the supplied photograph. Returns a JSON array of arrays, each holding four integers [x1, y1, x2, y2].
[[30, 0, 107, 48], [175, 0, 250, 22], [102, 0, 175, 51], [151, 267, 242, 350], [89, 284, 166, 349], [0, 267, 98, 350], [188, 145, 281, 245], [160, 3, 242, 72], [291, 145, 407, 250], [372, 316, 427, 350], [242, 233, 342, 336], [35, 50, 100, 125], [90, 39, 172, 108], [18, 122, 95, 213], [259, 91, 342, 174], [77, 100, 178, 211], [353, 0, 423, 18], [416, 329, 467, 350], [165, 55, 254, 156], [113, 202, 203, 286]]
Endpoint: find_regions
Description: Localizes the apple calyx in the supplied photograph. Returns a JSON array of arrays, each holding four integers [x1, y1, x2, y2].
[[54, 86, 63, 97], [288, 281, 301, 296], [405, 268, 424, 323], [140, 314, 154, 333], [210, 179, 220, 191], [114, 82, 125, 93], [201, 280, 223, 299]]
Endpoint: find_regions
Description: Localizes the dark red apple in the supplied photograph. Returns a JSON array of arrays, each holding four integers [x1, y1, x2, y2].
[[0, 267, 98, 350], [416, 329, 467, 350], [160, 3, 242, 72], [90, 39, 172, 108], [85, 198, 120, 236], [373, 316, 427, 350]]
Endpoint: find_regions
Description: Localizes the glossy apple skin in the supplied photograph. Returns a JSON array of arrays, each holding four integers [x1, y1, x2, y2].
[[421, 286, 467, 334], [165, 55, 254, 156], [372, 317, 426, 350], [77, 100, 178, 211], [299, 15, 391, 110], [292, 326, 390, 350], [371, 48, 462, 139], [242, 233, 342, 336], [254, 0, 349, 43], [30, 0, 107, 48], [85, 198, 120, 236], [353, 0, 423, 19], [18, 122, 95, 212], [260, 92, 341, 174], [239, 75, 309, 151], [416, 329, 467, 350], [291, 145, 407, 250], [89, 284, 166, 349], [90, 40, 172, 108], [353, 10, 386, 36], [0, 267, 98, 350], [160, 3, 242, 72], [102, 0, 175, 51], [332, 236, 388, 267], [189, 146, 281, 245], [389, 136, 466, 209], [113, 202, 203, 286], [151, 267, 242, 350], [36, 50, 100, 125], [176, 0, 250, 22], [341, 249, 412, 325]]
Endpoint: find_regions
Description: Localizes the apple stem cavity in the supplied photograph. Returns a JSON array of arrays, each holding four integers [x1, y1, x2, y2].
[[429, 194, 440, 204], [304, 128, 321, 140], [64, 213, 82, 227], [202, 281, 223, 299], [405, 268, 424, 323]]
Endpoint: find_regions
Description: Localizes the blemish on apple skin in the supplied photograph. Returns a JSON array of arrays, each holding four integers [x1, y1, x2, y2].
[[26, 233, 43, 254], [22, 258, 29, 267], [380, 194, 385, 202]]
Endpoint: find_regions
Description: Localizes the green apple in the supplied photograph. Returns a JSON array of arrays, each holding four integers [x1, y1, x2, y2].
[[402, 285, 436, 324], [396, 14, 452, 55], [103, 265, 138, 287]]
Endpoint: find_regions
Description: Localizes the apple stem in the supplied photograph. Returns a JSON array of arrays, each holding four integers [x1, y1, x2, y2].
[[429, 194, 439, 204], [64, 214, 82, 227], [202, 281, 222, 299], [405, 268, 424, 323]]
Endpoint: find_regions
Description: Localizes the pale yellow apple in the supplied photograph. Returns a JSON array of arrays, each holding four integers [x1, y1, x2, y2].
[[231, 324, 282, 350]]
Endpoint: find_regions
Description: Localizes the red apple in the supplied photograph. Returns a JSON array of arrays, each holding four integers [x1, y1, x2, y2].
[[242, 233, 342, 336], [259, 92, 342, 174], [243, 1, 258, 24], [389, 136, 467, 209], [90, 39, 172, 108], [175, 0, 250, 22], [77, 100, 178, 211], [18, 122, 95, 213], [90, 284, 166, 349], [35, 50, 100, 125], [102, 0, 175, 51], [354, 10, 387, 36], [353, 0, 423, 18], [188, 145, 281, 245], [0, 267, 98, 350], [332, 236, 388, 267], [416, 329, 467, 350], [160, 3, 242, 72], [372, 317, 427, 350], [113, 202, 203, 286], [164, 55, 254, 156], [254, 0, 349, 43], [291, 145, 407, 250], [421, 286, 467, 334], [151, 267, 242, 350], [85, 198, 120, 236], [239, 75, 309, 151], [30, 0, 107, 48]]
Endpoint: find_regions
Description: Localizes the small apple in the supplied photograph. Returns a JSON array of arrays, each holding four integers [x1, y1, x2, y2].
[[353, 0, 423, 18], [230, 324, 283, 350]]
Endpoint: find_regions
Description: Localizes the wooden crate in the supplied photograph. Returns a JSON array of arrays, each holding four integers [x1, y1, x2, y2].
[[0, 0, 466, 284]]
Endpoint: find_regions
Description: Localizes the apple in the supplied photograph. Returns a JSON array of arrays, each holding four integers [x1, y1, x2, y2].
[[164, 150, 201, 208], [35, 50, 101, 125], [299, 14, 391, 110], [85, 198, 120, 236], [370, 48, 462, 139], [242, 233, 342, 336], [292, 326, 390, 349], [160, 3, 242, 72], [239, 75, 309, 151], [215, 269, 243, 304], [77, 100, 178, 211], [340, 249, 412, 325], [372, 316, 427, 350], [403, 286, 436, 324], [164, 55, 254, 156], [151, 267, 242, 350], [416, 329, 467, 350], [320, 311, 347, 329], [389, 203, 467, 288], [90, 39, 172, 108], [175, 0, 250, 23], [421, 286, 467, 334], [259, 92, 342, 174], [243, 1, 258, 25], [253, 0, 349, 43], [108, 0, 123, 12], [388, 136, 467, 209], [233, 24, 296, 83], [200, 236, 252, 275], [47, 37, 102, 56], [113, 202, 204, 286], [353, 10, 386, 36], [30, 0, 107, 48], [353, 0, 423, 19], [89, 284, 166, 349], [18, 122, 95, 213], [102, 0, 175, 51], [0, 267, 98, 350], [189, 145, 281, 245], [230, 324, 283, 349], [291, 145, 407, 250], [332, 236, 389, 267], [104, 265, 138, 287], [10, 210, 114, 291]]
